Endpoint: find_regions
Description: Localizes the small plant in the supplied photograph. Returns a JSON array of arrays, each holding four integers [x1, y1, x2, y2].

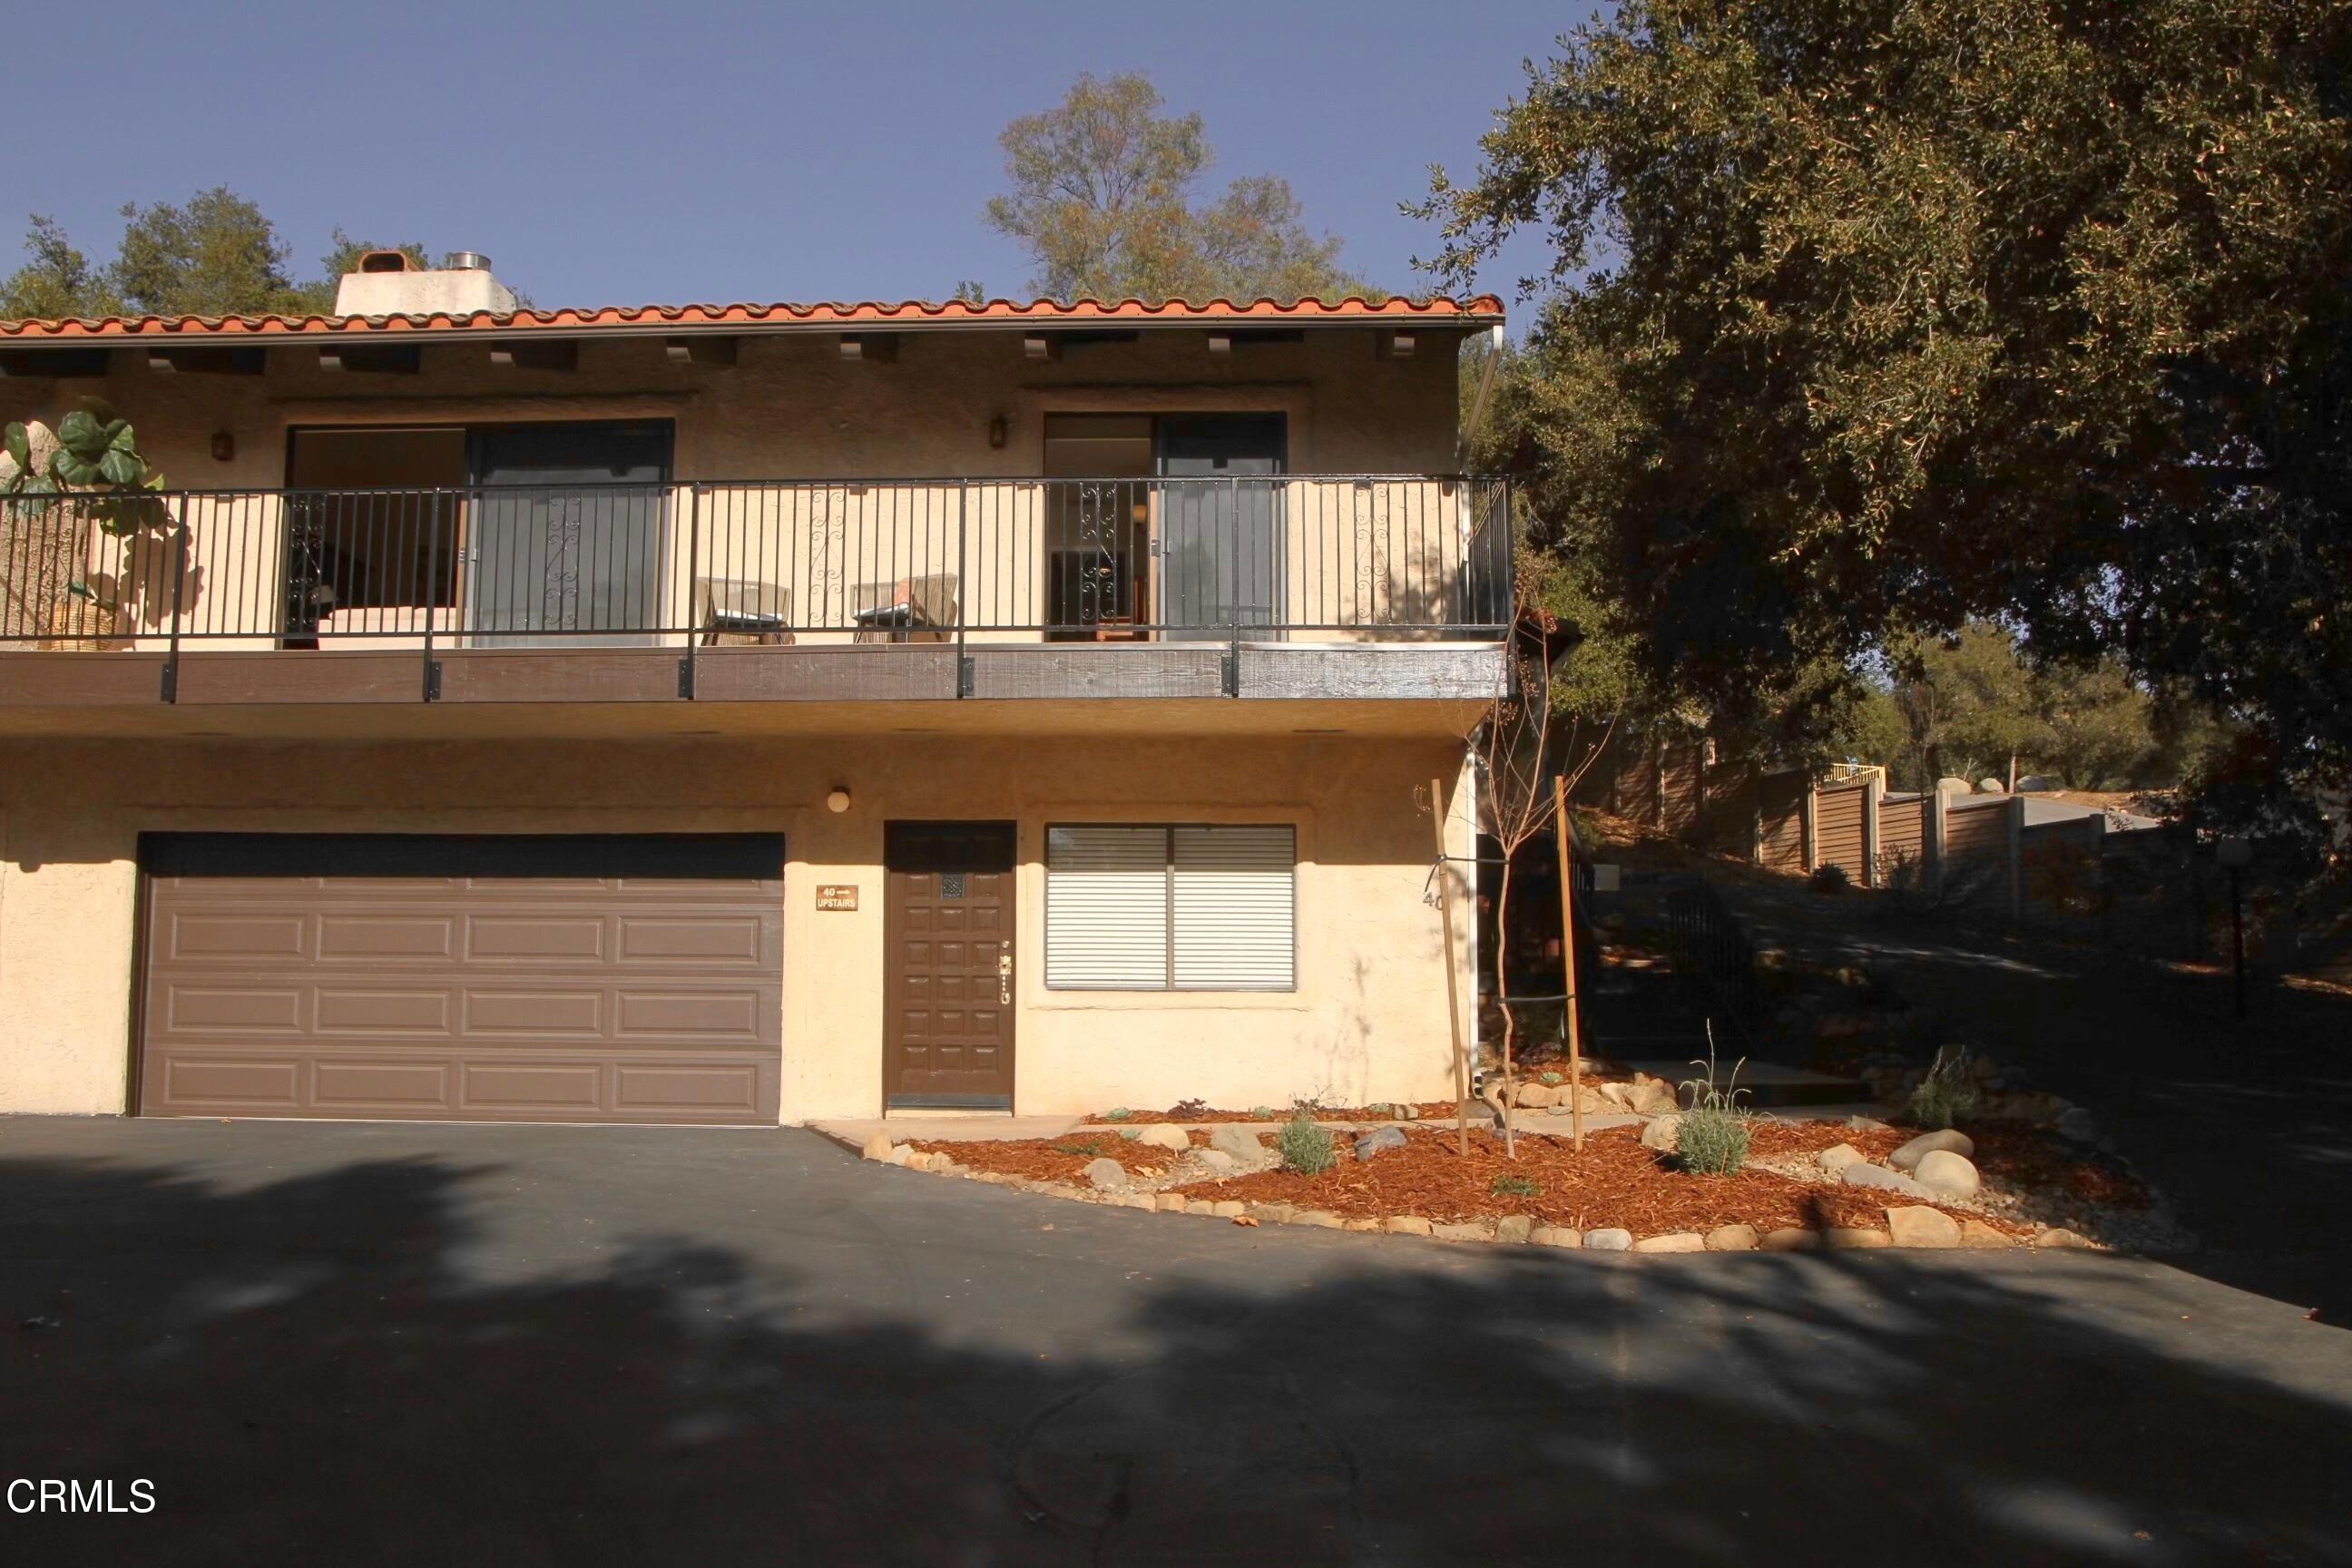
[[1906, 1046, 1984, 1130], [1808, 861, 1852, 894], [1052, 1137, 1114, 1157], [1169, 1097, 1210, 1120], [1250, 1105, 1276, 1120], [1102, 1107, 1132, 1122], [1277, 1111, 1338, 1174], [1539, 1071, 1563, 1086], [1491, 1172, 1542, 1198], [1676, 1029, 1752, 1176]]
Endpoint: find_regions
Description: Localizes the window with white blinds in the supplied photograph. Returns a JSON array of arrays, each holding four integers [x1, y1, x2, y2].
[[1045, 824, 1297, 991]]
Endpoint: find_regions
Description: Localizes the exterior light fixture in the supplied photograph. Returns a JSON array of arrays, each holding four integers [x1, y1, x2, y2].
[[987, 414, 1008, 449], [210, 431, 234, 462], [826, 788, 853, 815]]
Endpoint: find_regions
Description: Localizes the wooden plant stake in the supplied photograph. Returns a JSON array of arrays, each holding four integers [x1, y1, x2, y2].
[[1552, 775, 1585, 1152], [1430, 775, 1470, 1158]]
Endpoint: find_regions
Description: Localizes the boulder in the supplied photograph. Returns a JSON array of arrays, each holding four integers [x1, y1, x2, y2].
[[1584, 1228, 1633, 1251], [1975, 777, 2006, 794], [860, 1132, 895, 1161], [1354, 1126, 1407, 1162], [1627, 1077, 1681, 1116], [1494, 1214, 1534, 1244], [1529, 1226, 1583, 1248], [1382, 1216, 1434, 1237], [1825, 1227, 1891, 1249], [1841, 1162, 1932, 1199], [1433, 1221, 1493, 1242], [2054, 1107, 2098, 1142], [1639, 1114, 1683, 1153], [1193, 1148, 1239, 1174], [1958, 1220, 2016, 1248], [1514, 1081, 1557, 1109], [1705, 1224, 1759, 1251], [2034, 1228, 2093, 1249], [1083, 1158, 1129, 1191], [1885, 1206, 1962, 1248], [1210, 1200, 1247, 1219], [1816, 1142, 1866, 1174], [1135, 1123, 1191, 1151], [2016, 774, 2056, 793], [1889, 1130, 1975, 1170], [1596, 1083, 1635, 1111], [1914, 1150, 1981, 1197], [1846, 1114, 1894, 1133], [1632, 1231, 1706, 1253], [1210, 1124, 1269, 1161], [1936, 776, 1975, 796], [1759, 1227, 1817, 1251]]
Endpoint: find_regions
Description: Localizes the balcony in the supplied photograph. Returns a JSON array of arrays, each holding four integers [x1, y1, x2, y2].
[[0, 475, 1510, 718]]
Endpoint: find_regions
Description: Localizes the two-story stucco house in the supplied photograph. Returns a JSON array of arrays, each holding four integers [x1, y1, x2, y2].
[[0, 252, 1506, 1128]]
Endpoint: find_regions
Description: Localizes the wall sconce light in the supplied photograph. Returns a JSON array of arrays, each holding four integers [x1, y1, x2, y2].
[[826, 787, 853, 815], [210, 431, 234, 463], [987, 414, 1008, 449]]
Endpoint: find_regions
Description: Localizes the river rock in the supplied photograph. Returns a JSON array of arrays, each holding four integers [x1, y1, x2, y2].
[[860, 1132, 895, 1161], [1494, 1214, 1534, 1244], [1958, 1220, 2015, 1248], [1885, 1206, 1961, 1248], [1382, 1216, 1433, 1236], [1083, 1158, 1129, 1191], [1705, 1224, 1759, 1251], [1210, 1124, 1269, 1161], [1816, 1142, 1865, 1174], [1841, 1162, 1931, 1199], [1639, 1114, 1683, 1153], [1632, 1231, 1705, 1253], [1193, 1148, 1238, 1173], [1584, 1228, 1633, 1251], [1914, 1150, 1981, 1197], [1889, 1130, 1975, 1170], [1135, 1123, 1191, 1151], [1530, 1226, 1583, 1248], [1355, 1126, 1407, 1161]]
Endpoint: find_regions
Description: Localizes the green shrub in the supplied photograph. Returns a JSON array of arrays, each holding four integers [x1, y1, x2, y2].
[[1250, 1105, 1276, 1120], [1539, 1071, 1563, 1085], [1102, 1107, 1132, 1122], [1676, 1107, 1750, 1175], [1676, 1031, 1752, 1176], [1053, 1137, 1113, 1157], [1490, 1172, 1541, 1198], [1906, 1047, 1983, 1130], [1278, 1112, 1338, 1174], [1809, 862, 1852, 894]]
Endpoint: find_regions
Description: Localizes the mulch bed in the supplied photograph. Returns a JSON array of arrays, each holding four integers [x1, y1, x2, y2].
[[1185, 1124, 2031, 1235], [1081, 1103, 1465, 1125], [906, 1131, 1198, 1184]]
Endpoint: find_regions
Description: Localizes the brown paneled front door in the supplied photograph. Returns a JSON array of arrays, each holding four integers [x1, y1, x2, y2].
[[884, 821, 1016, 1110]]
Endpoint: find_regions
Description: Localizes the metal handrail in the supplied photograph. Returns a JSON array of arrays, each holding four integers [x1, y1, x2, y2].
[[1, 474, 1514, 650]]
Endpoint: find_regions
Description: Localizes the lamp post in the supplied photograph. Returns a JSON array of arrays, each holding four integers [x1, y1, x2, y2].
[[2217, 835, 2253, 1021]]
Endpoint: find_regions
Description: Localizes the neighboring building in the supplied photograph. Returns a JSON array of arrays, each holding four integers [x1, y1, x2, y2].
[[0, 253, 1508, 1125]]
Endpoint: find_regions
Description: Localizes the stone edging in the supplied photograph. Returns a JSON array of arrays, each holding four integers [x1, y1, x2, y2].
[[852, 1132, 2100, 1253]]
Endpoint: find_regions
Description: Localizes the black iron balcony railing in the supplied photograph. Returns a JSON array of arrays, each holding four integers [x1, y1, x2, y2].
[[1, 475, 1512, 656]]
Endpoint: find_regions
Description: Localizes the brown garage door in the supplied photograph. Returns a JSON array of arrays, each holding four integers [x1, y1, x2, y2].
[[137, 834, 783, 1124]]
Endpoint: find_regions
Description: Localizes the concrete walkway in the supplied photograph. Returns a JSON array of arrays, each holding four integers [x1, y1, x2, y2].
[[3, 1116, 2347, 1564]]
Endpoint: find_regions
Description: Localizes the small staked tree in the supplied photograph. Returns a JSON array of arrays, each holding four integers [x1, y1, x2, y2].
[[1473, 582, 1622, 1159]]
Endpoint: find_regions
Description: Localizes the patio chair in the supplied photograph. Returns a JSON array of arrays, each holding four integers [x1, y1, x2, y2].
[[697, 578, 793, 646], [850, 574, 958, 644]]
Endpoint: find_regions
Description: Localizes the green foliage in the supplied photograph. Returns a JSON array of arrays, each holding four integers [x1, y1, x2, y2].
[[1906, 1048, 1984, 1131], [1102, 1107, 1132, 1122], [1249, 1105, 1276, 1120], [3, 398, 167, 534], [1808, 862, 1851, 895], [1490, 1172, 1542, 1198], [985, 72, 1378, 304], [1538, 1071, 1563, 1086], [3, 199, 445, 321], [1052, 1137, 1116, 1157], [1277, 1112, 1338, 1175], [1676, 1035, 1751, 1175], [1419, 0, 2352, 832]]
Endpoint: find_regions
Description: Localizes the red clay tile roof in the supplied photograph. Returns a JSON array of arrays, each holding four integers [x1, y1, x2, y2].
[[0, 295, 1503, 340]]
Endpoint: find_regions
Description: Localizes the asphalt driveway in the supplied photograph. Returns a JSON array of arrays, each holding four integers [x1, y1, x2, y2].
[[3, 1118, 2347, 1566]]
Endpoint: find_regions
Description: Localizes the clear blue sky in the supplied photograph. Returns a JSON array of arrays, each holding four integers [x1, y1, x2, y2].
[[0, 0, 1602, 312]]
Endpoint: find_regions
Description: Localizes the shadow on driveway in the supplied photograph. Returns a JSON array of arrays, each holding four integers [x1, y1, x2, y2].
[[1, 1121, 2347, 1565]]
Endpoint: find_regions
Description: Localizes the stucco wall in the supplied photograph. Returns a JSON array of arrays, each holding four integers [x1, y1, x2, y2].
[[0, 736, 1477, 1122]]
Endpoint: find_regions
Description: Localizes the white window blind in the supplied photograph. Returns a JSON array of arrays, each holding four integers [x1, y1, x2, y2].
[[1045, 824, 1297, 991], [1044, 826, 1171, 988], [1172, 826, 1297, 989]]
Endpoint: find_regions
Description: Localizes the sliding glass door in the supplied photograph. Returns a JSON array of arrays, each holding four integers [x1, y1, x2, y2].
[[464, 422, 672, 647]]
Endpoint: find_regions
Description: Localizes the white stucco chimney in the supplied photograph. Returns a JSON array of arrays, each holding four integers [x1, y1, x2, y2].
[[332, 250, 517, 317]]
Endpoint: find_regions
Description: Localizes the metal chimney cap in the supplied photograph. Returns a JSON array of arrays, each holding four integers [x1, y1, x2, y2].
[[443, 250, 492, 271]]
